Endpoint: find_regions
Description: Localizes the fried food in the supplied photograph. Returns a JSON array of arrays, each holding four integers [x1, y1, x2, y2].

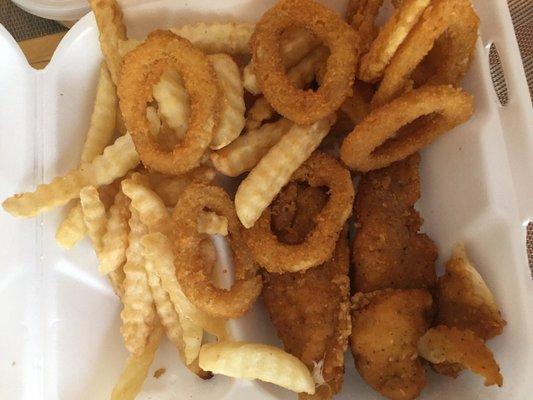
[[141, 232, 227, 339], [173, 183, 262, 319], [153, 69, 189, 140], [110, 323, 163, 400], [208, 54, 246, 149], [235, 116, 335, 228], [346, 0, 383, 56], [246, 153, 354, 273], [350, 289, 433, 400], [243, 26, 320, 95], [55, 202, 87, 249], [417, 325, 503, 386], [89, 0, 127, 85], [372, 0, 479, 107], [199, 341, 316, 394], [118, 30, 219, 175], [79, 186, 107, 254], [251, 0, 358, 124], [210, 118, 293, 177], [352, 154, 437, 292], [437, 244, 506, 340], [99, 190, 131, 274], [120, 208, 156, 356], [358, 0, 431, 83], [2, 134, 139, 217], [197, 211, 229, 236], [340, 85, 474, 172], [263, 227, 351, 399], [244, 96, 276, 131]]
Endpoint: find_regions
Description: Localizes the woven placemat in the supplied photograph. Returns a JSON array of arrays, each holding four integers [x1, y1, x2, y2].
[[1, 0, 532, 271]]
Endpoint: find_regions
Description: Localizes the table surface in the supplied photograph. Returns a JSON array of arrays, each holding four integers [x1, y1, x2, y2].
[[1, 0, 532, 272]]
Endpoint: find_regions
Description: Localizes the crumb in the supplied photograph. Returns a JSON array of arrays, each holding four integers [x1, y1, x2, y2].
[[153, 368, 166, 378]]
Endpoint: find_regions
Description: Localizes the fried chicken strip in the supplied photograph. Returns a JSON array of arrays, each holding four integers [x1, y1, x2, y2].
[[353, 153, 437, 293], [263, 184, 351, 399], [350, 289, 433, 400]]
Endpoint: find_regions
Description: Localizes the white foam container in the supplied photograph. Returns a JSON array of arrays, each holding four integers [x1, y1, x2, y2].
[[1, 0, 532, 398]]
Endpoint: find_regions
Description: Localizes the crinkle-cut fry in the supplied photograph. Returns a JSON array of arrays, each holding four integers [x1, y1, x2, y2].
[[235, 116, 335, 228], [199, 341, 316, 394], [210, 118, 293, 177], [120, 209, 156, 356], [153, 69, 189, 140], [209, 54, 246, 150], [121, 175, 171, 236], [346, 0, 383, 56], [2, 134, 140, 218], [146, 106, 161, 137], [55, 203, 87, 249], [243, 27, 319, 94], [140, 233, 227, 339], [89, 0, 127, 86], [148, 166, 216, 207], [197, 211, 229, 236], [418, 326, 503, 386], [81, 64, 118, 163], [358, 0, 431, 83], [79, 186, 107, 254], [98, 190, 131, 275], [286, 46, 329, 89], [245, 97, 275, 132], [108, 267, 126, 299], [171, 22, 255, 55], [110, 323, 163, 400]]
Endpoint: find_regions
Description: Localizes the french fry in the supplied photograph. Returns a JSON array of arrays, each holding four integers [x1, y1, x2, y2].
[[118, 38, 140, 58], [55, 64, 118, 248], [79, 186, 107, 254], [55, 203, 87, 249], [89, 0, 127, 86], [210, 118, 293, 177], [245, 96, 275, 132], [108, 267, 126, 299], [146, 106, 161, 137], [209, 54, 245, 149], [2, 134, 140, 218], [120, 208, 156, 356], [140, 233, 227, 339], [197, 211, 229, 236], [235, 116, 334, 228], [121, 175, 171, 236], [243, 27, 319, 94], [171, 22, 254, 54], [98, 190, 131, 275], [110, 323, 163, 400], [199, 341, 316, 394], [153, 69, 189, 140]]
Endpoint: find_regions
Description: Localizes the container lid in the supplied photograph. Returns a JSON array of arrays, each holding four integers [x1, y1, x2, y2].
[[11, 0, 89, 21]]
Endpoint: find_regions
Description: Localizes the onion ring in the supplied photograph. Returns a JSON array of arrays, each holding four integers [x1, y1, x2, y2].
[[173, 183, 262, 319], [340, 85, 474, 172], [118, 30, 220, 175], [245, 152, 354, 273], [358, 0, 431, 83], [371, 0, 479, 107], [251, 0, 358, 125]]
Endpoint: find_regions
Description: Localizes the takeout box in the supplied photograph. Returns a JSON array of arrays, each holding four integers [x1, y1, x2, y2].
[[1, 0, 532, 398]]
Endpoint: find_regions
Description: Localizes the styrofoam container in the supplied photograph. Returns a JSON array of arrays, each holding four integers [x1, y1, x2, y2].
[[11, 0, 90, 22], [1, 0, 532, 399]]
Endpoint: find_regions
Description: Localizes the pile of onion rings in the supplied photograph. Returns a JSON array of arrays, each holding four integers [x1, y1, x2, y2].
[[251, 0, 359, 124], [245, 152, 354, 273], [172, 183, 262, 319]]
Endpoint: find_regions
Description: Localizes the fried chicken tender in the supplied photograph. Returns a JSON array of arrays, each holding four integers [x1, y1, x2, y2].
[[417, 325, 503, 386], [353, 153, 437, 292], [263, 185, 351, 399], [437, 244, 506, 340], [350, 289, 433, 400]]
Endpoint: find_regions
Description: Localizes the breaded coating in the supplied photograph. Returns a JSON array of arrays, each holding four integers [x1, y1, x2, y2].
[[437, 244, 506, 340], [350, 289, 433, 400], [417, 325, 503, 386], [263, 185, 351, 399], [353, 153, 437, 292]]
